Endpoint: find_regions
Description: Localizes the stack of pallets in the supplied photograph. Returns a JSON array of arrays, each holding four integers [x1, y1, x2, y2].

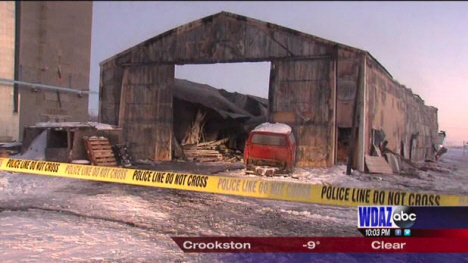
[[84, 136, 117, 167]]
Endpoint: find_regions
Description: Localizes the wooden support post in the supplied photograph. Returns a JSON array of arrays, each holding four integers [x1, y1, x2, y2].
[[346, 65, 362, 175]]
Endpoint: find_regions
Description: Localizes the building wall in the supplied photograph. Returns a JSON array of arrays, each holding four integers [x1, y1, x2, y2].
[[404, 91, 438, 160], [270, 59, 336, 167], [17, 1, 93, 138], [99, 59, 124, 125], [0, 2, 20, 142], [336, 48, 366, 170], [99, 12, 439, 167], [100, 12, 339, 164], [119, 65, 174, 161], [365, 56, 438, 162], [337, 49, 361, 128]]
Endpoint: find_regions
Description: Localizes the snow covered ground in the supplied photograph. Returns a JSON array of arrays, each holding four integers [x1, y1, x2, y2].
[[0, 147, 467, 262], [0, 171, 358, 262], [220, 147, 468, 196]]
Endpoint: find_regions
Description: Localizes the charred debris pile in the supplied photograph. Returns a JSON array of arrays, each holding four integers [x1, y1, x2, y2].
[[172, 79, 268, 163], [363, 130, 449, 176]]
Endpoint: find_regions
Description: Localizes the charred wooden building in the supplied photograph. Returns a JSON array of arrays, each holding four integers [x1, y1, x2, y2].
[[99, 12, 439, 171]]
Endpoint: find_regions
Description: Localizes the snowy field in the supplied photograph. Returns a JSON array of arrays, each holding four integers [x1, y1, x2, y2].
[[0, 147, 467, 262], [220, 147, 468, 197]]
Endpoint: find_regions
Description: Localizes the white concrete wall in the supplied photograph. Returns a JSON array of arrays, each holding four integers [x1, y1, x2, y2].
[[0, 1, 19, 142]]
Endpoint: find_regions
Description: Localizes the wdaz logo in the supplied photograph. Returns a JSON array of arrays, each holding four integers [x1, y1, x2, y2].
[[357, 206, 417, 228]]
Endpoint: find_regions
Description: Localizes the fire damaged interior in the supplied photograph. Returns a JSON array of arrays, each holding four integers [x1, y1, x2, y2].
[[99, 11, 441, 172], [172, 78, 268, 160]]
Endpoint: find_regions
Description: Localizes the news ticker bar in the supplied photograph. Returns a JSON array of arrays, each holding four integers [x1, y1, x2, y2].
[[171, 237, 468, 253]]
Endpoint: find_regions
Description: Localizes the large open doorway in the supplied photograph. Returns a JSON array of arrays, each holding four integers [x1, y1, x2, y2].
[[172, 62, 271, 162]]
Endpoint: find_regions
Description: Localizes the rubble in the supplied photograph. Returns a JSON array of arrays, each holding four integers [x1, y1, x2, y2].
[[0, 141, 22, 156], [253, 166, 280, 177], [112, 144, 133, 167], [181, 110, 206, 146], [181, 138, 242, 163], [417, 162, 452, 174], [364, 155, 393, 174], [173, 79, 268, 156], [362, 139, 453, 177], [385, 153, 402, 173]]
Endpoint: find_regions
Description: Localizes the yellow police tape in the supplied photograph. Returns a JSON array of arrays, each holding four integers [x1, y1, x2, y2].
[[0, 158, 467, 207]]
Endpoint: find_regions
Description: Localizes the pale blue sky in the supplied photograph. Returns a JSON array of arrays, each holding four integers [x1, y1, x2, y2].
[[89, 1, 468, 144]]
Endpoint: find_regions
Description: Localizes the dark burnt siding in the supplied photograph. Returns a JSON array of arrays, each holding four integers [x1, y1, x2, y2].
[[270, 59, 336, 167], [335, 48, 366, 170], [365, 56, 438, 161], [101, 12, 344, 67], [405, 93, 438, 160], [336, 48, 361, 128], [99, 12, 340, 165], [99, 59, 124, 125], [99, 11, 438, 167], [118, 65, 174, 160]]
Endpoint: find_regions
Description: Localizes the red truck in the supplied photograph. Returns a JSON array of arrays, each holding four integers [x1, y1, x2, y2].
[[244, 123, 296, 174]]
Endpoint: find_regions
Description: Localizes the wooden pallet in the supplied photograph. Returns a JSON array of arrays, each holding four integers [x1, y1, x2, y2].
[[84, 137, 117, 166]]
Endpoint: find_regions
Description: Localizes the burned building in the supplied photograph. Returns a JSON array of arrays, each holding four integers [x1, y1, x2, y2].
[[99, 12, 439, 171]]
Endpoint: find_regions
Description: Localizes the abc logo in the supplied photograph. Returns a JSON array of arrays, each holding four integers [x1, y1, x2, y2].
[[392, 206, 417, 228]]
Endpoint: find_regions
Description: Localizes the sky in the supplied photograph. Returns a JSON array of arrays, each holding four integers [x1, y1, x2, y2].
[[89, 2, 468, 145]]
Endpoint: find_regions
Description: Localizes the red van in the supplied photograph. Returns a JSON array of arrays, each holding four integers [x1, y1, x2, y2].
[[244, 123, 296, 173]]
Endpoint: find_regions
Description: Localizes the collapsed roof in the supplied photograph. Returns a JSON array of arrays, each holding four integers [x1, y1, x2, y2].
[[173, 78, 268, 132]]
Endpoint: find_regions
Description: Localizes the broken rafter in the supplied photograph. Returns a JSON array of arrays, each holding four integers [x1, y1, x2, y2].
[[182, 109, 206, 146]]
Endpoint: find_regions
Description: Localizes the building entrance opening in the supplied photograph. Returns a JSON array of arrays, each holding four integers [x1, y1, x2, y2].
[[173, 62, 270, 162]]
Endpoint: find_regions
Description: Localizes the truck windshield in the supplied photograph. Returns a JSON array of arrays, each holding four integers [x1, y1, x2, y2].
[[251, 134, 287, 146]]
